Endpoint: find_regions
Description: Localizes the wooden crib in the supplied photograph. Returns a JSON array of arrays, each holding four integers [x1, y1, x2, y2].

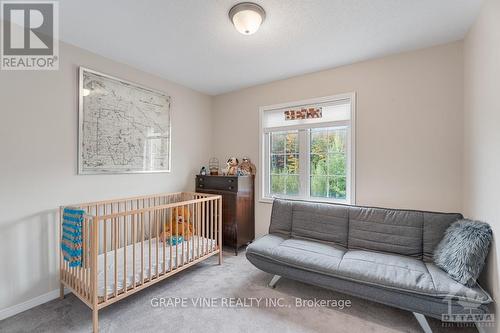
[[59, 192, 222, 332]]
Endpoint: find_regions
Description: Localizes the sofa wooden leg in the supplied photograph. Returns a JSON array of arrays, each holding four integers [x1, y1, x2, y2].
[[413, 312, 432, 333], [268, 275, 281, 289]]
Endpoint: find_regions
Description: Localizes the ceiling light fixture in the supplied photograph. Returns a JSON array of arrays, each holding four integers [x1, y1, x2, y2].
[[229, 2, 266, 35]]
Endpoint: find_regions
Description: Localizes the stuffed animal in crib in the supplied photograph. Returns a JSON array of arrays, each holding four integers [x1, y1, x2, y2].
[[160, 206, 194, 241], [226, 157, 239, 176]]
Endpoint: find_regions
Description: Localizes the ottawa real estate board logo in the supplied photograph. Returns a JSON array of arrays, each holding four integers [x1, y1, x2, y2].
[[1, 1, 59, 70]]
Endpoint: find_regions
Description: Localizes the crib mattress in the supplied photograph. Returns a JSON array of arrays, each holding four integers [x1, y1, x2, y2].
[[97, 236, 216, 297]]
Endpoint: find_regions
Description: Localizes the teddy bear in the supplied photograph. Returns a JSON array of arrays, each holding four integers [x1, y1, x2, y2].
[[226, 157, 239, 175], [160, 206, 194, 242], [238, 157, 256, 175]]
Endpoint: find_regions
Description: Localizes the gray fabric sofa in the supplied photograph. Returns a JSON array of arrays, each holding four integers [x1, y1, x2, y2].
[[246, 199, 493, 332]]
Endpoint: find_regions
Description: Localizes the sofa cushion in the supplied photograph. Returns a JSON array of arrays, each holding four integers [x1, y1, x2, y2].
[[269, 199, 293, 236], [247, 236, 346, 275], [338, 250, 433, 293], [291, 201, 349, 247], [272, 238, 346, 273], [348, 207, 423, 258], [247, 233, 289, 257], [423, 212, 463, 262]]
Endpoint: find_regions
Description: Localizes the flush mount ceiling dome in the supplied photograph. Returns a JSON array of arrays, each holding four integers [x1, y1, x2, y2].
[[229, 2, 266, 35]]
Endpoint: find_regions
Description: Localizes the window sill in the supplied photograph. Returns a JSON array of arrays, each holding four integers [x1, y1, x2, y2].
[[259, 197, 274, 204], [259, 196, 351, 205]]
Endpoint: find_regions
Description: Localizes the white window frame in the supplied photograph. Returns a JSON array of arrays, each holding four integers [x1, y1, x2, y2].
[[259, 92, 356, 204]]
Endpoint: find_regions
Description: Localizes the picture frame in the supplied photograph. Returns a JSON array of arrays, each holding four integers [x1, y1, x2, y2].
[[78, 67, 171, 174]]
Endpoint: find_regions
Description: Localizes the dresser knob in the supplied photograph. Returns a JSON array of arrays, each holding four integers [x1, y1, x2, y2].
[[199, 184, 204, 188], [228, 186, 234, 190], [228, 179, 234, 183]]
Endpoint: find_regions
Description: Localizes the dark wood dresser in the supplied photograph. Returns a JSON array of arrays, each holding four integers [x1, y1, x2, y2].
[[195, 175, 255, 255]]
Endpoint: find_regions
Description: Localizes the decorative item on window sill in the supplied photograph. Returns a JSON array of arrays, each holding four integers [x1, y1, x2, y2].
[[284, 107, 322, 120], [239, 157, 256, 175], [209, 157, 220, 175]]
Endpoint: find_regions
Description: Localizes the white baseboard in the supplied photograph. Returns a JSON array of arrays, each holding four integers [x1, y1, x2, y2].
[[0, 287, 69, 321]]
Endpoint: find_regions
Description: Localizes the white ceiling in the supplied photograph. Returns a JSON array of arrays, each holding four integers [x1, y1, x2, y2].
[[59, 0, 482, 95]]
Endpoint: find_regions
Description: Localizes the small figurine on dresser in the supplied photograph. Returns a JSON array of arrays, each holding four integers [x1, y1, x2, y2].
[[209, 158, 220, 175], [200, 166, 207, 176], [226, 157, 239, 175], [239, 157, 257, 175]]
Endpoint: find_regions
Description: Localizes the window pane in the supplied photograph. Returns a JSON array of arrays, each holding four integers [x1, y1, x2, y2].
[[310, 176, 327, 197], [285, 132, 299, 154], [285, 175, 300, 195], [327, 153, 346, 176], [310, 127, 348, 200], [311, 129, 328, 155], [328, 128, 347, 153], [271, 155, 285, 174], [269, 130, 300, 197], [271, 133, 285, 153], [328, 176, 346, 199], [271, 175, 285, 194], [310, 153, 327, 176], [286, 153, 299, 174]]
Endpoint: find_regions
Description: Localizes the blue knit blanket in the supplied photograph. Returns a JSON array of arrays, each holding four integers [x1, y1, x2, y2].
[[61, 207, 85, 267]]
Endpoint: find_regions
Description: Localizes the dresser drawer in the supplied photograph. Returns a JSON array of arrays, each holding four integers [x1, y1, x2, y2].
[[196, 176, 238, 192]]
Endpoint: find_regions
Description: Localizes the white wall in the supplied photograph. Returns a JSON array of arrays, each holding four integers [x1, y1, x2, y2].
[[463, 0, 500, 331], [0, 41, 212, 314], [212, 42, 464, 237]]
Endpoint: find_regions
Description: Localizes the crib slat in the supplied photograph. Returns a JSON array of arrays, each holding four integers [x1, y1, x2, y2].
[[103, 210, 107, 302], [169, 207, 173, 272], [205, 200, 209, 255], [114, 217, 118, 298], [141, 212, 144, 285], [123, 215, 127, 294], [197, 200, 201, 259], [192, 202, 196, 260], [202, 201, 205, 256], [211, 199, 214, 253], [175, 207, 179, 269], [132, 214, 136, 289], [149, 210, 152, 281], [218, 197, 222, 264], [181, 205, 185, 266], [162, 207, 166, 274], [208, 200, 211, 254], [205, 200, 208, 255], [155, 209, 159, 278], [187, 203, 191, 262]]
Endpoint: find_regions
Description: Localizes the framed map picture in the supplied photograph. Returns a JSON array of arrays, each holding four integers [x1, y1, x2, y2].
[[78, 67, 171, 174]]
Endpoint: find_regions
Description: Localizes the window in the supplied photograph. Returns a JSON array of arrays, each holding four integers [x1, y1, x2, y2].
[[270, 130, 300, 195], [260, 93, 355, 204]]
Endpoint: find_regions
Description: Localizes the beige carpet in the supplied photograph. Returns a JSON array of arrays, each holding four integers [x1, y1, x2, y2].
[[0, 250, 478, 333]]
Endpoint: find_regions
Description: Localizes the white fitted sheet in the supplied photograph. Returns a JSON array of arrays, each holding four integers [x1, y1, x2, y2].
[[97, 236, 216, 297]]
